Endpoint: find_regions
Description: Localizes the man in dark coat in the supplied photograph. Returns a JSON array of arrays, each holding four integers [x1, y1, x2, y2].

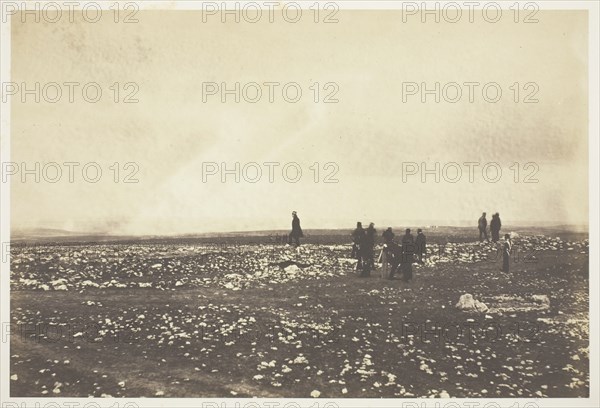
[[381, 227, 400, 279], [400, 228, 415, 282], [478, 212, 488, 242], [382, 227, 395, 245], [362, 223, 377, 276], [351, 222, 363, 259], [288, 211, 303, 247], [415, 228, 426, 264], [351, 222, 366, 272], [490, 213, 502, 243]]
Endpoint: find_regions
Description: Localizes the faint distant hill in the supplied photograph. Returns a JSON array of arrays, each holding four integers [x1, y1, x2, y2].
[[12, 228, 86, 238], [11, 228, 129, 243]]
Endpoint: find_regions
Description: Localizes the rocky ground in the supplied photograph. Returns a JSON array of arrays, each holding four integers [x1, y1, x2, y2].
[[9, 231, 589, 398]]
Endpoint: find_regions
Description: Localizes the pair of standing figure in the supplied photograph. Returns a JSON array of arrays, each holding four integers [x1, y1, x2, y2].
[[478, 212, 502, 242], [352, 222, 376, 276], [379, 227, 423, 282]]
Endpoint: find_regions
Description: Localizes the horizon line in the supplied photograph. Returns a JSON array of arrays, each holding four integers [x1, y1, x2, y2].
[[11, 222, 590, 239]]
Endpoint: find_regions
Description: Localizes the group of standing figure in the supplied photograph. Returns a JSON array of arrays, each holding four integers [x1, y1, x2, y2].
[[478, 212, 503, 242], [478, 212, 513, 273], [352, 223, 426, 281], [287, 211, 512, 275]]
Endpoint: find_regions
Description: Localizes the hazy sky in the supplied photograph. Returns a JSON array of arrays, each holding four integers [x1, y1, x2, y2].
[[10, 9, 589, 234]]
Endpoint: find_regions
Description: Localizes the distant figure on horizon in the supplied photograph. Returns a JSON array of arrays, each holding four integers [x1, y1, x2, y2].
[[351, 222, 364, 259], [352, 222, 367, 276], [491, 213, 502, 243], [362, 223, 377, 276], [288, 211, 303, 247], [380, 227, 400, 279], [382, 227, 395, 246], [400, 228, 415, 282], [478, 212, 488, 242], [502, 233, 512, 273], [415, 228, 426, 264]]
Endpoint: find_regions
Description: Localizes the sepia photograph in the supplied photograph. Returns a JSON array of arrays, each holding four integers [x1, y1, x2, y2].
[[1, 1, 598, 407]]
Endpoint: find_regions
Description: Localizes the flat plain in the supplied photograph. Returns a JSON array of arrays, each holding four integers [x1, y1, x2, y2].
[[9, 227, 589, 398]]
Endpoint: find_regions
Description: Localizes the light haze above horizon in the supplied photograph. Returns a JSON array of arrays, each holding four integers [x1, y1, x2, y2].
[[11, 10, 589, 235]]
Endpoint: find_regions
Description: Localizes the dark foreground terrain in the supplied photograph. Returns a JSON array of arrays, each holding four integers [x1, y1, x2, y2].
[[10, 227, 589, 398]]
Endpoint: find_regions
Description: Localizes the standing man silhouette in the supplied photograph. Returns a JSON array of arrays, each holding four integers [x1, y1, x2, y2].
[[351, 222, 364, 259], [362, 223, 377, 276], [490, 213, 502, 243], [288, 211, 303, 247], [381, 228, 400, 279], [401, 229, 415, 282], [478, 212, 488, 242]]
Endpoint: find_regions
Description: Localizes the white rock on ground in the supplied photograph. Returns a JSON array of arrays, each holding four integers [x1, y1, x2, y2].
[[532, 295, 550, 307], [456, 294, 489, 313], [284, 264, 301, 274]]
